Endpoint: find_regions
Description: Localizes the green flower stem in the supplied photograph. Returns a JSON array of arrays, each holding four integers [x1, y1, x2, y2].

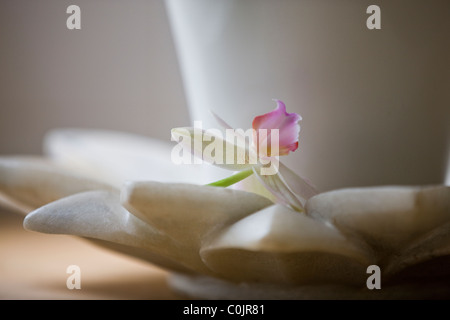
[[207, 169, 254, 187]]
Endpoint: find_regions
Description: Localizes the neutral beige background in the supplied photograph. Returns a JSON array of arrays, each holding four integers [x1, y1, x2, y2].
[[0, 0, 188, 155], [0, 0, 188, 300]]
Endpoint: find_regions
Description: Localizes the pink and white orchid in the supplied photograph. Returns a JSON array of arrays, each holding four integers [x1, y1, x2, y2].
[[171, 100, 319, 212], [252, 99, 301, 157]]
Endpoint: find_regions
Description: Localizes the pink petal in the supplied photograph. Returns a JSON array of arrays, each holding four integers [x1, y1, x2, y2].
[[252, 100, 302, 156]]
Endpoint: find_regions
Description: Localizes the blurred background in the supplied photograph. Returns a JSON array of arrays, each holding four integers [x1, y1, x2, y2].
[[0, 0, 188, 155]]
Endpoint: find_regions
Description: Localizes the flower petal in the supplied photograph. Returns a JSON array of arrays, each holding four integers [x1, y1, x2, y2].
[[45, 128, 226, 187], [121, 181, 272, 274], [385, 222, 450, 280], [252, 100, 301, 156], [23, 190, 191, 274], [306, 185, 450, 259], [231, 173, 276, 202], [200, 205, 372, 285], [171, 127, 254, 171], [209, 110, 254, 153], [277, 162, 319, 201], [210, 110, 233, 130], [87, 238, 192, 274], [0, 156, 115, 214], [251, 161, 318, 211], [168, 273, 360, 299], [121, 181, 272, 248], [252, 166, 304, 211]]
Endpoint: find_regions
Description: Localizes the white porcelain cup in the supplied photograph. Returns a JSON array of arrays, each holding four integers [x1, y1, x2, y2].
[[166, 0, 450, 191]]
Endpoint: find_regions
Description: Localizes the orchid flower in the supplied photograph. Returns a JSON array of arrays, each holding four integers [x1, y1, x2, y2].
[[171, 100, 319, 212]]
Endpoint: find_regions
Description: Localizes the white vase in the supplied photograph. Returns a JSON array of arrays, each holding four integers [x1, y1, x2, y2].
[[165, 0, 450, 191]]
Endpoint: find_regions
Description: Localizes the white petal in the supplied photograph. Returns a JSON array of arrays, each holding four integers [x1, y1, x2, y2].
[[252, 162, 319, 212], [385, 222, 450, 279], [121, 181, 272, 274], [381, 186, 450, 278], [209, 110, 233, 130], [231, 173, 276, 202], [209, 111, 251, 151], [87, 239, 192, 274], [252, 167, 304, 211], [306, 185, 450, 258], [200, 205, 372, 285], [23, 190, 190, 273], [45, 128, 228, 187], [278, 162, 319, 201], [171, 127, 254, 171], [121, 181, 273, 249], [0, 156, 115, 214]]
